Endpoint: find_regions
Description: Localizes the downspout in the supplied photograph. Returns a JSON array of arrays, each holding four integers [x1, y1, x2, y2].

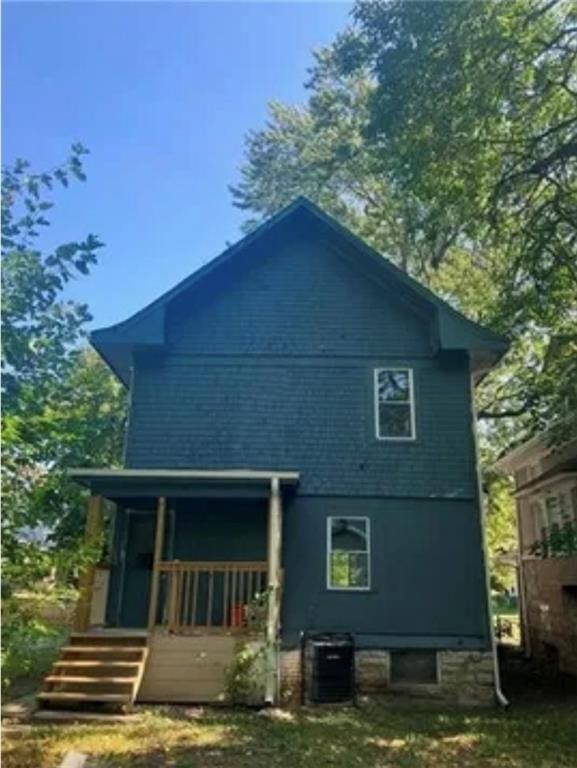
[[265, 477, 282, 705], [469, 371, 509, 707]]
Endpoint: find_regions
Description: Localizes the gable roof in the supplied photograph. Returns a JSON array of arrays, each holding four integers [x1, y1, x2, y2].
[[91, 197, 509, 384]]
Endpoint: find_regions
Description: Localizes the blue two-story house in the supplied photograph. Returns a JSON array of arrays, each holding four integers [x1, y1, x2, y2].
[[39, 199, 508, 711]]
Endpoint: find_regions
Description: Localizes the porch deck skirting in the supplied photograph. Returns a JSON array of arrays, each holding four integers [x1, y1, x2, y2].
[[137, 631, 265, 703]]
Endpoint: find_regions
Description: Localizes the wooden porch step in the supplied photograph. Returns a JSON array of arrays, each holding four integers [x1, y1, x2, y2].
[[61, 646, 146, 654], [70, 632, 147, 638], [69, 633, 147, 647], [45, 676, 137, 685], [53, 661, 141, 669], [38, 692, 130, 703], [38, 636, 149, 713]]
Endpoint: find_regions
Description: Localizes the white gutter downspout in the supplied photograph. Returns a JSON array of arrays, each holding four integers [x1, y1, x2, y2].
[[265, 477, 282, 705], [470, 372, 509, 707]]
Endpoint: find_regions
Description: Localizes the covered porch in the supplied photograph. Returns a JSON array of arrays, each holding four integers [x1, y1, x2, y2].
[[59, 468, 299, 705]]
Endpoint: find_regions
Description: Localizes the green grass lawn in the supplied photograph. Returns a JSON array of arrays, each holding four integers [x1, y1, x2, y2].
[[4, 703, 577, 768]]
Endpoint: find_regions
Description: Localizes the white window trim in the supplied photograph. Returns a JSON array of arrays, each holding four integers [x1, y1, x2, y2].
[[374, 367, 416, 441], [326, 516, 371, 591], [528, 481, 577, 557]]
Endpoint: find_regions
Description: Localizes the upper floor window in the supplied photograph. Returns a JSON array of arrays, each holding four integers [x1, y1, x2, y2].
[[327, 516, 370, 590], [374, 368, 415, 440]]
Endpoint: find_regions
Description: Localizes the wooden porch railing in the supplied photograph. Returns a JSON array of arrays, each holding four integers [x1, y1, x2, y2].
[[153, 561, 269, 633]]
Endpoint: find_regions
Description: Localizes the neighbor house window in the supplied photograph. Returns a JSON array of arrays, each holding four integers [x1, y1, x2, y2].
[[327, 517, 370, 590], [374, 368, 415, 440], [390, 650, 439, 685]]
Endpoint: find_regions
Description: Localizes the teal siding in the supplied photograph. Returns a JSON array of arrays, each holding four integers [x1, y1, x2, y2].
[[171, 499, 267, 561], [126, 352, 475, 498], [282, 497, 490, 649], [166, 239, 433, 357], [116, 232, 490, 646], [125, 236, 476, 498]]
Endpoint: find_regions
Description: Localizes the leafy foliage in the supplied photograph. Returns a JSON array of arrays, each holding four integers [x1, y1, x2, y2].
[[1, 149, 127, 687], [2, 145, 103, 409], [483, 472, 518, 591], [232, 0, 577, 447], [2, 148, 126, 577], [224, 642, 266, 704], [232, 0, 577, 577], [529, 517, 577, 557], [333, 0, 577, 440], [1, 593, 70, 694]]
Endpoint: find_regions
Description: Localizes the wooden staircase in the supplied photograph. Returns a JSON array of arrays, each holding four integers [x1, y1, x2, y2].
[[38, 633, 149, 712]]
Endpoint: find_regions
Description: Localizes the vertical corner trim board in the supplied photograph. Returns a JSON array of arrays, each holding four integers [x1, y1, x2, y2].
[[147, 496, 167, 631]]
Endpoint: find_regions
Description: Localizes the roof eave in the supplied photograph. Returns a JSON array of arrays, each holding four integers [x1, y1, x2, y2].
[[90, 197, 510, 382]]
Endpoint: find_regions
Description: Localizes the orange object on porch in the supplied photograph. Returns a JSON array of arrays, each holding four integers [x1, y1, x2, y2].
[[230, 602, 245, 627]]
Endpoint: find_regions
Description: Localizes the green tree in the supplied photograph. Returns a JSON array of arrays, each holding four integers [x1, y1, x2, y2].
[[2, 149, 126, 587], [333, 0, 577, 439], [3, 348, 127, 564], [232, 0, 577, 446], [232, 0, 577, 585], [2, 145, 103, 410], [1, 148, 127, 690]]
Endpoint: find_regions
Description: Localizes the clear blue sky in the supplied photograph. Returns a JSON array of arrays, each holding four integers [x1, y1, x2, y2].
[[3, 1, 352, 328]]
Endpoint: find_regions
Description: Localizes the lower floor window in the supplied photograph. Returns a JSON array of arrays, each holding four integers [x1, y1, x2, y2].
[[327, 517, 370, 590], [390, 650, 438, 685]]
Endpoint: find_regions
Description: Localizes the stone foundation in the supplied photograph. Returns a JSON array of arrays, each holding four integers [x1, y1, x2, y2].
[[279, 648, 496, 707]]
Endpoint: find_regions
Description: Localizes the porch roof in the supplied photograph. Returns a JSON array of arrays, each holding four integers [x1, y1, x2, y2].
[[69, 468, 300, 501]]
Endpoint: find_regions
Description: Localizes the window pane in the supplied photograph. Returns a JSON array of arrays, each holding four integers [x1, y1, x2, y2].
[[347, 552, 369, 588], [330, 552, 368, 589], [330, 551, 350, 588], [331, 518, 368, 552], [546, 496, 559, 527], [378, 370, 410, 403], [379, 403, 412, 438]]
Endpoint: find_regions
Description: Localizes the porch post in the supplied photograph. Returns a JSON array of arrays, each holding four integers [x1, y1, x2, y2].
[[147, 496, 166, 632], [73, 494, 104, 632], [265, 477, 282, 703]]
